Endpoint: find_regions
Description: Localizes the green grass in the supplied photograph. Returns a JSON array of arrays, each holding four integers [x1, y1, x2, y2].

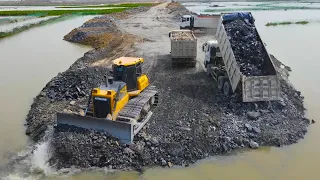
[[0, 8, 128, 16], [278, 21, 292, 25], [56, 3, 156, 8], [0, 15, 77, 39], [266, 20, 309, 26], [295, 21, 309, 25]]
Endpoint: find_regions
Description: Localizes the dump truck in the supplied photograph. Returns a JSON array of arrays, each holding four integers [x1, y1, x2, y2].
[[169, 29, 197, 67], [204, 12, 280, 102], [180, 14, 221, 33], [57, 57, 159, 144]]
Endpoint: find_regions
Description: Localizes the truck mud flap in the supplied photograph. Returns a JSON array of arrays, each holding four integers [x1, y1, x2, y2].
[[57, 113, 134, 144]]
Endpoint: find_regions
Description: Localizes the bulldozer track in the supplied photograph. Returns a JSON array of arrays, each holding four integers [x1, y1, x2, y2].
[[118, 88, 158, 121]]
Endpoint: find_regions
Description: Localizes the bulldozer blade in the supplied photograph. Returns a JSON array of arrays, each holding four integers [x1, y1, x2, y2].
[[57, 113, 134, 144]]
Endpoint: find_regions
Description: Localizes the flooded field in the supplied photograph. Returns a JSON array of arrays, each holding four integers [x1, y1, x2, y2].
[[1, 1, 320, 180], [0, 6, 125, 11], [0, 15, 93, 168]]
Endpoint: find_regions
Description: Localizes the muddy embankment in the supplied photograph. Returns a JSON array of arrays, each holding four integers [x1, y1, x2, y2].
[[25, 2, 313, 172]]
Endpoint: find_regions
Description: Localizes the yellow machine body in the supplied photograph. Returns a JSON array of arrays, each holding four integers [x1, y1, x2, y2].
[[112, 57, 149, 97], [91, 84, 129, 121], [56, 57, 159, 144], [88, 57, 151, 120]]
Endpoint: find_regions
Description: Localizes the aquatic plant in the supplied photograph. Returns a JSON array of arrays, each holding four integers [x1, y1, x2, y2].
[[0, 8, 128, 16], [56, 3, 157, 9], [265, 20, 309, 26]]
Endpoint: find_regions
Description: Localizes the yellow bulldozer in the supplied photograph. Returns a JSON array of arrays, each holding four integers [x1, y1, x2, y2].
[[57, 57, 158, 144]]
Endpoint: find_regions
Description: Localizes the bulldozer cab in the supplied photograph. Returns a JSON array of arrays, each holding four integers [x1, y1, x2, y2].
[[91, 80, 129, 119], [112, 57, 143, 92]]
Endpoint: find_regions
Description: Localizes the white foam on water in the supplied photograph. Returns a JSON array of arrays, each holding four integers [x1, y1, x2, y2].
[[2, 139, 55, 180], [30, 141, 54, 175]]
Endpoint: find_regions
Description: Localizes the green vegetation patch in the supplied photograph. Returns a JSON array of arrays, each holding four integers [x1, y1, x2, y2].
[[0, 8, 128, 16], [266, 20, 309, 26], [57, 3, 157, 8], [295, 20, 309, 25]]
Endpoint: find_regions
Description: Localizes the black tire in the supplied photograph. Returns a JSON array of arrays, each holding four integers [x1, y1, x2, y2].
[[190, 61, 196, 68], [206, 64, 211, 77], [217, 76, 226, 91], [223, 80, 232, 96]]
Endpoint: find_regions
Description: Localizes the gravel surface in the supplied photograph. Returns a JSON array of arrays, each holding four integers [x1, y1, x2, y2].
[[224, 19, 270, 76], [22, 2, 312, 173]]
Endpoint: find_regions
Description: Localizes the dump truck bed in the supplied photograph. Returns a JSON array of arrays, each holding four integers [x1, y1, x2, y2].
[[215, 12, 280, 102], [170, 30, 197, 58]]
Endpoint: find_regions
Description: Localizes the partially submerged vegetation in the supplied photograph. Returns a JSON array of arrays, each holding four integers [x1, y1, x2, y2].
[[57, 3, 157, 9], [0, 15, 73, 39], [0, 3, 157, 16], [266, 20, 309, 26], [0, 8, 128, 16]]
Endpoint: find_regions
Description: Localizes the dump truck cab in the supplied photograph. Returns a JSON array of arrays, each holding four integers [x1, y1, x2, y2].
[[112, 57, 149, 97], [180, 15, 193, 29], [202, 40, 222, 68]]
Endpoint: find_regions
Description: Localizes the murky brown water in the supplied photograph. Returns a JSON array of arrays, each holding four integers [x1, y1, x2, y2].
[[0, 15, 93, 166], [1, 4, 320, 180]]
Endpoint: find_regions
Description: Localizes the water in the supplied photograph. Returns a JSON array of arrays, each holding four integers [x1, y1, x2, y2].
[[0, 15, 93, 170], [0, 6, 125, 11], [2, 2, 320, 180], [0, 16, 58, 32]]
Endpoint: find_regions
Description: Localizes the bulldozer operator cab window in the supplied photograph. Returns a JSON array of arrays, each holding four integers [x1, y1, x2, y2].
[[113, 65, 124, 81], [136, 63, 142, 76]]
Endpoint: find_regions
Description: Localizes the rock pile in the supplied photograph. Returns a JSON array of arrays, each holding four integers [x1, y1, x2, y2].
[[45, 66, 108, 101], [171, 31, 194, 40], [64, 15, 120, 48], [224, 19, 269, 76], [166, 2, 193, 20], [49, 125, 143, 170], [49, 54, 310, 171]]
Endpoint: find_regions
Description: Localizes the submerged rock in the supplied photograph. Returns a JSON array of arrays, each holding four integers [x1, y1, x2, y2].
[[249, 140, 259, 149]]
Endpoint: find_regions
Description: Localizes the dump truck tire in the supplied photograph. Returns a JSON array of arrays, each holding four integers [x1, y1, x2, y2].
[[218, 76, 226, 90], [223, 80, 232, 96], [190, 61, 196, 68], [206, 64, 212, 77]]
